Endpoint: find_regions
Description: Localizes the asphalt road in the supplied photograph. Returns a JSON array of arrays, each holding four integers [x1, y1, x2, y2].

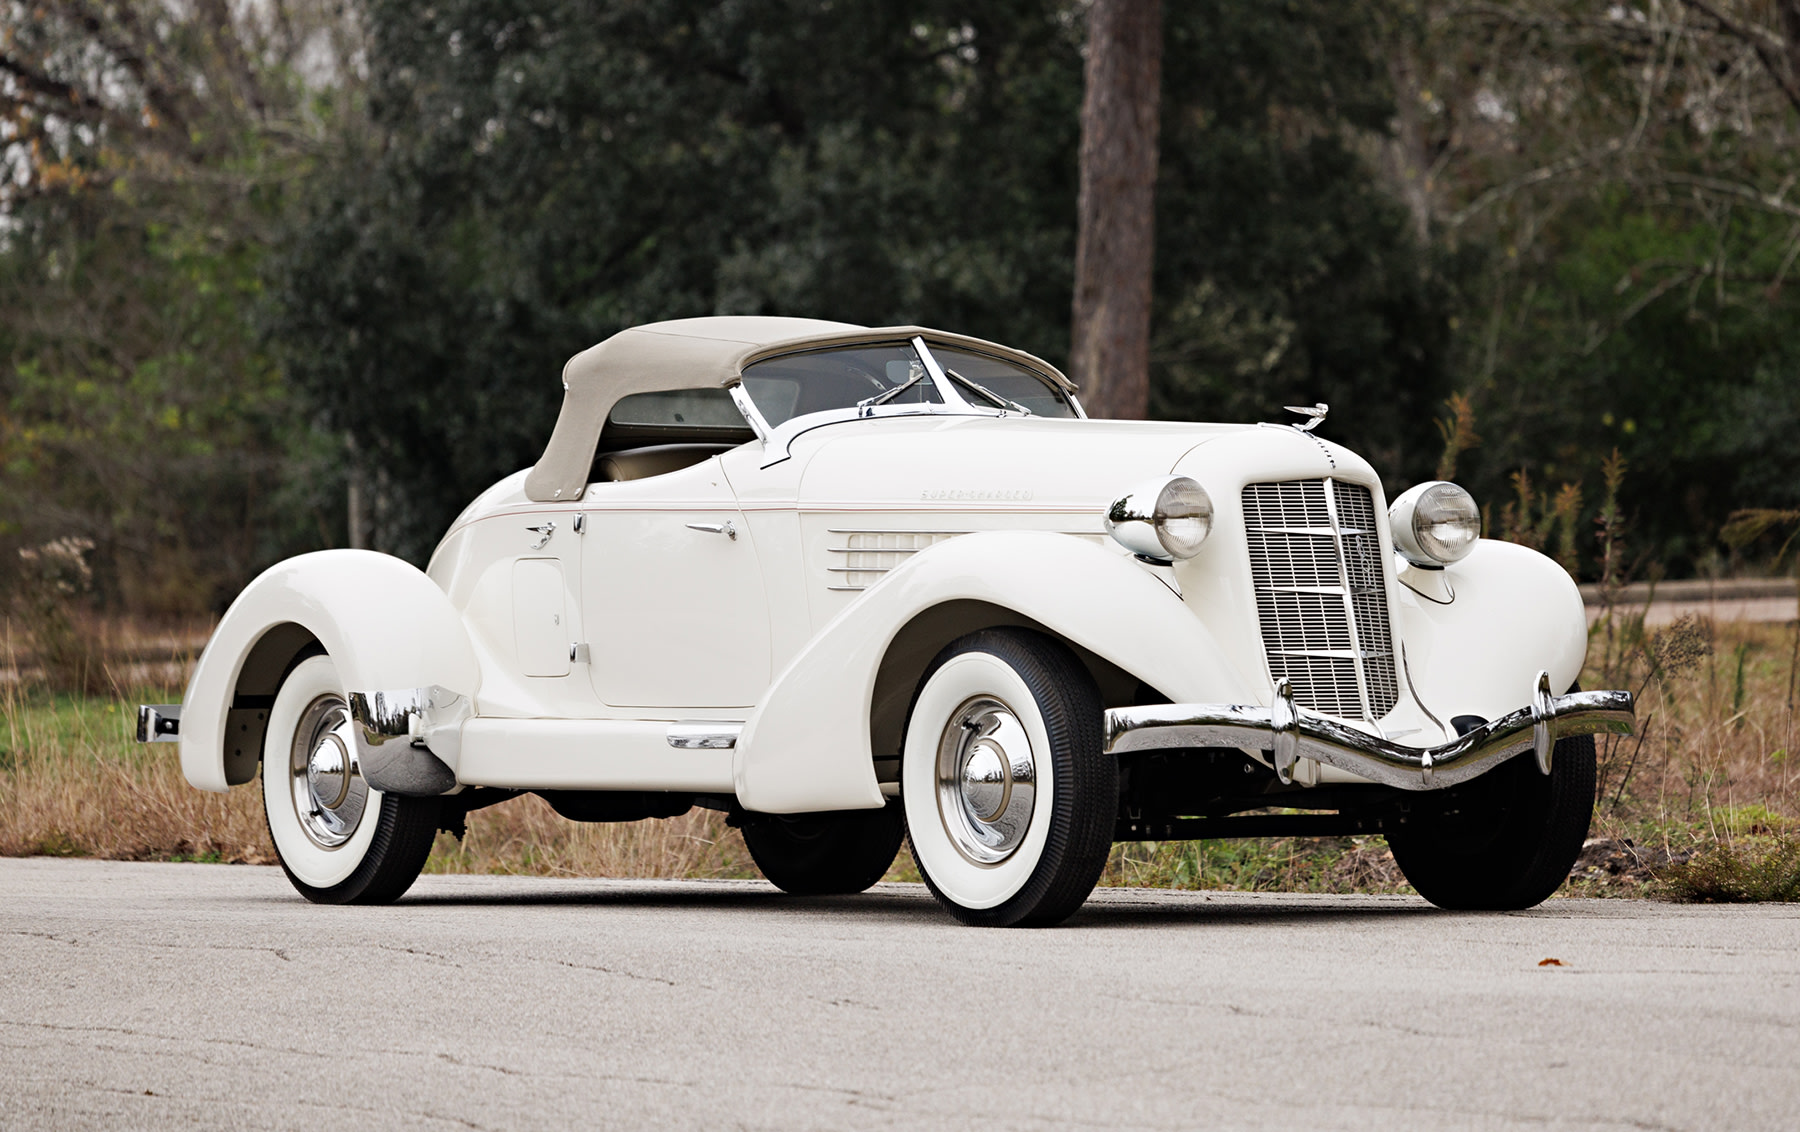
[[2, 859, 1796, 1131]]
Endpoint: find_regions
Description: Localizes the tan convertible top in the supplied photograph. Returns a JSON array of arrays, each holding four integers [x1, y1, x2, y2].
[[523, 316, 1074, 502]]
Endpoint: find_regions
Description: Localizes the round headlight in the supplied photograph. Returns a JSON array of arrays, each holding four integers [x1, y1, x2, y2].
[[1390, 481, 1480, 566], [1104, 476, 1214, 561]]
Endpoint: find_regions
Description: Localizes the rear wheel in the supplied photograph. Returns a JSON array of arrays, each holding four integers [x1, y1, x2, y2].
[[741, 803, 905, 895], [901, 629, 1116, 927], [1387, 732, 1597, 910], [262, 654, 442, 904]]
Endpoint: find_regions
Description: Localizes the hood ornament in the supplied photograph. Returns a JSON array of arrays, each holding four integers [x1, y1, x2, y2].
[[1283, 402, 1329, 432]]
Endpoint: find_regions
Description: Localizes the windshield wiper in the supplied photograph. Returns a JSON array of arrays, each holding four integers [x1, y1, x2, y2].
[[943, 368, 1032, 415], [856, 361, 928, 414]]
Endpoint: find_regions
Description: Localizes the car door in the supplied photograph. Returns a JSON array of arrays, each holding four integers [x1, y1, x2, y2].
[[580, 456, 771, 709]]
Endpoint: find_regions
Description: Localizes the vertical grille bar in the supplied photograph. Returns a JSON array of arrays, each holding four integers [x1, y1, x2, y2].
[[1243, 478, 1399, 721], [1332, 481, 1399, 716]]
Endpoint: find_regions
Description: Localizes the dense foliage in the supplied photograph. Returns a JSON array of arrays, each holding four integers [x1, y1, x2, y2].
[[4, 1, 1798, 606], [271, 0, 1460, 561], [270, 0, 1094, 559], [0, 1, 352, 611]]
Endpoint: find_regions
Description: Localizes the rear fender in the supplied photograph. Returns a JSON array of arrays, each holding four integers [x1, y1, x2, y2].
[[180, 550, 480, 793], [733, 531, 1255, 813]]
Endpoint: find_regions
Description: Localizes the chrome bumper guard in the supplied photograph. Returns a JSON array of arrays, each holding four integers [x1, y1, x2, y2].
[[135, 691, 461, 796], [1103, 671, 1635, 791], [347, 688, 459, 797]]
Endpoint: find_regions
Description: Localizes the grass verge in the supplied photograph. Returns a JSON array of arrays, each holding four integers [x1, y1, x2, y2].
[[2, 617, 1795, 899]]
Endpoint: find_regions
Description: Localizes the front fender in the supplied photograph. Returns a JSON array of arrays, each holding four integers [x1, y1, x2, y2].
[[180, 550, 480, 792], [1395, 539, 1589, 725], [733, 531, 1254, 813]]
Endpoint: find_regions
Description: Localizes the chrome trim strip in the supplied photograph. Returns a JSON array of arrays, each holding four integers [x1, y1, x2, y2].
[[666, 722, 742, 750], [1264, 648, 1387, 660], [347, 688, 457, 796], [826, 530, 968, 537], [136, 704, 181, 743], [1103, 672, 1635, 792], [758, 403, 950, 467], [1400, 643, 1446, 735]]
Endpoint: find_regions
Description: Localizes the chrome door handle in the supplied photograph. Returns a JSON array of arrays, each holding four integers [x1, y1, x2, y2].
[[686, 521, 737, 541], [526, 521, 556, 549]]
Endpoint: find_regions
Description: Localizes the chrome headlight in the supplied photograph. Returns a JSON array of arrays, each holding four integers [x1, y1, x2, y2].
[[1390, 481, 1481, 566], [1104, 476, 1214, 561]]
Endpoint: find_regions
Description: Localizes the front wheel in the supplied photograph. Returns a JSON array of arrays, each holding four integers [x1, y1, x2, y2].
[[262, 654, 443, 904], [902, 629, 1116, 927], [741, 803, 905, 895], [1386, 732, 1597, 910]]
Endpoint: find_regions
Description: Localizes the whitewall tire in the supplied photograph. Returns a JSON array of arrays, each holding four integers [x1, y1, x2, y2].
[[902, 629, 1116, 927], [262, 654, 441, 904]]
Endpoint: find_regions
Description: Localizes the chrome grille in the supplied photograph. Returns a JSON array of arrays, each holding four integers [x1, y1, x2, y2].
[[1242, 479, 1399, 720]]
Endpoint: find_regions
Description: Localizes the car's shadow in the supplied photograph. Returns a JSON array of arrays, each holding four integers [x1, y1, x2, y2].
[[351, 882, 1442, 928]]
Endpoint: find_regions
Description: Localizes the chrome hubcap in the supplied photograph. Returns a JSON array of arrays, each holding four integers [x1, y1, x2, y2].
[[288, 694, 369, 849], [935, 697, 1036, 864]]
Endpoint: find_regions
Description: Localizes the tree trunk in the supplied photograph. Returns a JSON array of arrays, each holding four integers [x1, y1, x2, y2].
[[1783, 2, 1800, 111], [1070, 0, 1163, 419]]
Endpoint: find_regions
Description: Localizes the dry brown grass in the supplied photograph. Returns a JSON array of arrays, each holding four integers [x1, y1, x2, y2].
[[0, 678, 782, 879], [0, 686, 273, 863], [2, 615, 1795, 898], [423, 797, 764, 880], [1576, 615, 1800, 897], [0, 619, 765, 877]]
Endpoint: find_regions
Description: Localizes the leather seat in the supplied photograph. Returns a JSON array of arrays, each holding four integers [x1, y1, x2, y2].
[[594, 442, 736, 483]]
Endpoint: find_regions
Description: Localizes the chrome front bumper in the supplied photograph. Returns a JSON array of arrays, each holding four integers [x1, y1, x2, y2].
[[1104, 671, 1634, 791]]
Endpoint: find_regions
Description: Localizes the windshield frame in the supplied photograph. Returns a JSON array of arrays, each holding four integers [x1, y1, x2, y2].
[[728, 335, 1084, 464]]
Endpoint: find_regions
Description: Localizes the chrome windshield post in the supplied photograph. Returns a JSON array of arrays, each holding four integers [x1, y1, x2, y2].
[[728, 382, 772, 445], [913, 336, 974, 410]]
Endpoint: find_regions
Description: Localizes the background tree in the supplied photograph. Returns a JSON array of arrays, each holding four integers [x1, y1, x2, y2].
[[1149, 1, 1459, 483], [271, 0, 1092, 561], [0, 1, 362, 612], [1371, 0, 1800, 571], [273, 0, 1445, 561], [1069, 0, 1161, 419], [9, 0, 1791, 602]]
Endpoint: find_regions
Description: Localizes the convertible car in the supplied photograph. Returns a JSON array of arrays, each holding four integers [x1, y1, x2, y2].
[[141, 316, 1634, 926]]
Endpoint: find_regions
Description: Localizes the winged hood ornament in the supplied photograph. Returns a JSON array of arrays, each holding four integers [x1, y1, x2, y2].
[[1283, 402, 1329, 432]]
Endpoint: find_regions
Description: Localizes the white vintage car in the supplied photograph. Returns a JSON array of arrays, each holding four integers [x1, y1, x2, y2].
[[142, 316, 1634, 926]]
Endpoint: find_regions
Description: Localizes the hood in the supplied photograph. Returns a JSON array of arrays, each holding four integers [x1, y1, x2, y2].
[[791, 414, 1372, 510]]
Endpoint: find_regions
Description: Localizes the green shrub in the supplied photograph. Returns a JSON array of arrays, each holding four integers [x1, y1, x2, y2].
[[1658, 837, 1800, 903]]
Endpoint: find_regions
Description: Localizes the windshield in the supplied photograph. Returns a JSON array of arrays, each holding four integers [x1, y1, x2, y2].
[[930, 346, 1078, 417], [739, 343, 943, 427], [738, 339, 1074, 428]]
